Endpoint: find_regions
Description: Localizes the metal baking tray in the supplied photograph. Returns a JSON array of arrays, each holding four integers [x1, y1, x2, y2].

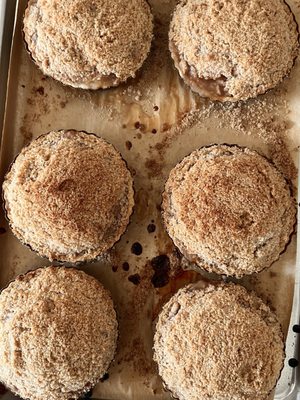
[[1, 0, 300, 399]]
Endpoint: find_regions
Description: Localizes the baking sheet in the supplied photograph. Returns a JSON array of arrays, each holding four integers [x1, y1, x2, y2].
[[1, 0, 300, 399], [0, 0, 17, 142]]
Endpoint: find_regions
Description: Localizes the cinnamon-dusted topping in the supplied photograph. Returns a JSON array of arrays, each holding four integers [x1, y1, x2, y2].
[[3, 130, 134, 262], [154, 282, 284, 400], [162, 144, 296, 277], [169, 0, 299, 101], [0, 267, 118, 400], [23, 0, 153, 89]]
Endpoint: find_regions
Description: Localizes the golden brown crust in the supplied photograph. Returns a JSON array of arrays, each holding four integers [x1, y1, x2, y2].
[[0, 266, 118, 400], [3, 130, 134, 262], [153, 282, 284, 400], [23, 0, 153, 89], [169, 0, 299, 101], [162, 144, 296, 277]]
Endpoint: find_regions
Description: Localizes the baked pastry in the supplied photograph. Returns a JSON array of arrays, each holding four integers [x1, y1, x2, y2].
[[23, 0, 153, 89], [169, 0, 299, 101], [3, 130, 134, 262], [154, 282, 284, 400], [162, 144, 296, 277], [0, 266, 118, 400]]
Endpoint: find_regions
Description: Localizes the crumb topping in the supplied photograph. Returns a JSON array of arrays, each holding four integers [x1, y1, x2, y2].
[[3, 130, 134, 262], [162, 144, 296, 277], [0, 267, 118, 400], [169, 0, 299, 101], [154, 283, 284, 400], [23, 0, 153, 88]]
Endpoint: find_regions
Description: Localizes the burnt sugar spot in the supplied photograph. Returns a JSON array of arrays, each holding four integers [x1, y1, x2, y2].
[[128, 274, 141, 285], [139, 124, 146, 132], [131, 242, 143, 256], [112, 265, 118, 272], [152, 129, 157, 134], [151, 255, 170, 288], [125, 141, 132, 150], [0, 227, 6, 235], [35, 86, 45, 96], [153, 105, 159, 111], [134, 121, 146, 132], [122, 262, 130, 271], [100, 373, 109, 382], [81, 389, 93, 398], [147, 223, 156, 233]]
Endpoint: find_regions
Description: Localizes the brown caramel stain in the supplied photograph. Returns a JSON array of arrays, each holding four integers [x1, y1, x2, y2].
[[35, 86, 45, 96], [131, 242, 143, 256], [147, 223, 156, 233], [20, 126, 33, 146], [151, 255, 170, 288], [161, 122, 171, 132], [145, 159, 163, 178], [128, 274, 141, 285], [122, 262, 130, 271]]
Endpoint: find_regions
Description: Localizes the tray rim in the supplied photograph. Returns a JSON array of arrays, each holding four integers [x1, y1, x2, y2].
[[0, 0, 17, 151]]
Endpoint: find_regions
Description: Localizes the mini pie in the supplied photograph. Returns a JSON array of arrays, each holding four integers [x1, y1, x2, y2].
[[162, 144, 296, 277], [169, 0, 299, 101], [23, 0, 153, 89], [2, 130, 134, 262], [154, 282, 284, 400], [0, 266, 118, 400]]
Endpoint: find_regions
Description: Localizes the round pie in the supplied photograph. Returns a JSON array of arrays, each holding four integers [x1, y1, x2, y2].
[[23, 0, 153, 89], [3, 130, 134, 262], [154, 282, 284, 400], [162, 144, 296, 277], [169, 0, 299, 101], [0, 266, 118, 400]]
